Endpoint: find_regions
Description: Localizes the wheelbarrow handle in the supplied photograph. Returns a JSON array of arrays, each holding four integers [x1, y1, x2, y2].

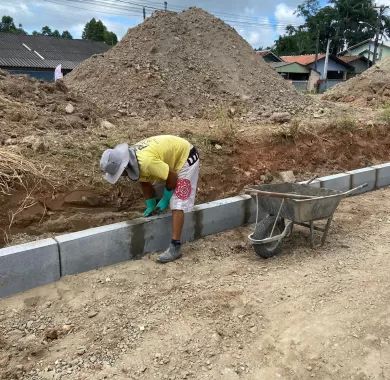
[[245, 189, 317, 199], [341, 183, 368, 196]]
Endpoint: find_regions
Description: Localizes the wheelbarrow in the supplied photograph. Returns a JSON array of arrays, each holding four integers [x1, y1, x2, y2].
[[245, 181, 367, 258]]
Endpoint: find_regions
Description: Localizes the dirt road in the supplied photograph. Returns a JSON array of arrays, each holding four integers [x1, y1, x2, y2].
[[1, 188, 390, 380]]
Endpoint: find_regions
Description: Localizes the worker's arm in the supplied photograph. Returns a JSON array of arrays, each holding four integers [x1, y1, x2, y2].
[[140, 181, 155, 199], [155, 171, 178, 213], [140, 182, 156, 217], [166, 171, 178, 190]]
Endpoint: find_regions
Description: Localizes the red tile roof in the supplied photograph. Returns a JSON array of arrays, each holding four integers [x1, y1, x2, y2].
[[281, 54, 326, 65]]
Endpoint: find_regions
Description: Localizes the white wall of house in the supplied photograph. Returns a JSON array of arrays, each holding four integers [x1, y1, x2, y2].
[[308, 58, 348, 79], [347, 42, 390, 61]]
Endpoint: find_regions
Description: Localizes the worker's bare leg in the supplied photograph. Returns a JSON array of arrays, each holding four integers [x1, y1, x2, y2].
[[157, 209, 184, 263], [172, 209, 184, 240]]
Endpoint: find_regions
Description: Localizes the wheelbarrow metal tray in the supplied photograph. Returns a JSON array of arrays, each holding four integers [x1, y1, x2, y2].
[[252, 183, 343, 223]]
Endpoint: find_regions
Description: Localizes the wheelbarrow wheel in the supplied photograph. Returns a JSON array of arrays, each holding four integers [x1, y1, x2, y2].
[[252, 216, 285, 259]]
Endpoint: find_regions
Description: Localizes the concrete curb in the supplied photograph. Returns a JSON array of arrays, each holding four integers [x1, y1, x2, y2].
[[56, 195, 255, 276], [0, 239, 60, 298], [1, 163, 389, 298]]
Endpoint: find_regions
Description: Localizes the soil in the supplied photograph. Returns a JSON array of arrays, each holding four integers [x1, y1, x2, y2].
[[0, 22, 389, 247], [1, 96, 389, 246], [324, 57, 390, 107], [66, 8, 308, 120], [1, 188, 389, 380]]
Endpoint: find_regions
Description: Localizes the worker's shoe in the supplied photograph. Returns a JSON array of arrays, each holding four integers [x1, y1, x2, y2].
[[157, 243, 182, 263]]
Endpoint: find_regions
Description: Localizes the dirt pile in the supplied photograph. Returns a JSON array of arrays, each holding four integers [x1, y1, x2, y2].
[[0, 69, 100, 143], [66, 8, 307, 120], [324, 57, 390, 106]]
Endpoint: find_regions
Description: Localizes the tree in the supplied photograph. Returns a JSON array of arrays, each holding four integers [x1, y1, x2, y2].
[[32, 25, 73, 39], [82, 18, 118, 45], [0, 15, 26, 34], [61, 30, 73, 39], [273, 26, 316, 55], [40, 26, 53, 36], [51, 30, 61, 38], [273, 0, 386, 55], [104, 30, 118, 45]]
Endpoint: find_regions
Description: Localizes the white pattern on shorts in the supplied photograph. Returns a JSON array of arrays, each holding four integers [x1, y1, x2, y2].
[[170, 159, 200, 212]]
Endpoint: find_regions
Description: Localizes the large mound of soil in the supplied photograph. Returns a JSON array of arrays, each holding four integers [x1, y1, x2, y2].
[[324, 57, 390, 106], [0, 69, 99, 142], [66, 8, 307, 119]]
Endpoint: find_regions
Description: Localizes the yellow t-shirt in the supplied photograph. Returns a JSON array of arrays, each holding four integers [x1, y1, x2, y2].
[[134, 135, 191, 182]]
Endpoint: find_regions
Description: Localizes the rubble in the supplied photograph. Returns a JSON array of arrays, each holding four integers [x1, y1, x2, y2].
[[324, 57, 390, 106], [66, 8, 308, 120]]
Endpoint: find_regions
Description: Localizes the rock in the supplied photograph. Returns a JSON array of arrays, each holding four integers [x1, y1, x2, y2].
[[4, 138, 15, 145], [62, 324, 72, 333], [100, 119, 115, 129], [260, 173, 273, 184], [277, 170, 296, 183], [228, 107, 236, 117], [270, 112, 291, 123], [88, 311, 99, 318], [214, 144, 222, 150], [26, 320, 34, 329], [65, 103, 74, 114], [77, 347, 86, 356], [32, 139, 47, 153], [45, 328, 58, 340], [10, 112, 22, 122]]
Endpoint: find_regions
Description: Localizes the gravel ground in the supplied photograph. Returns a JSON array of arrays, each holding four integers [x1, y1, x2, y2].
[[1, 188, 390, 380]]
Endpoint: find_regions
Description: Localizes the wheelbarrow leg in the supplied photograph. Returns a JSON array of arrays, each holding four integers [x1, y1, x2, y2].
[[321, 215, 334, 246], [309, 221, 315, 248]]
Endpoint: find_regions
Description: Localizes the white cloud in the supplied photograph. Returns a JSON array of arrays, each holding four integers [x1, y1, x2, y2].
[[238, 18, 277, 48], [0, 0, 139, 38], [375, 0, 390, 5], [274, 3, 302, 35], [0, 0, 305, 47]]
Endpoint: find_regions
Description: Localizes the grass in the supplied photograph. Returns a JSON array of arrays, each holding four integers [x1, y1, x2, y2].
[[379, 104, 390, 124], [270, 120, 308, 144], [0, 148, 56, 196]]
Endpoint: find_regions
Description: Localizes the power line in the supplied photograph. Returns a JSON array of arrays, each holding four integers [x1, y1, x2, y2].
[[43, 0, 144, 17], [40, 0, 302, 36]]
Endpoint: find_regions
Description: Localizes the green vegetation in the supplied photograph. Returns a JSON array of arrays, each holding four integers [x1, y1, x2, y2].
[[380, 104, 390, 123], [273, 0, 390, 55], [32, 26, 73, 39], [82, 18, 118, 46], [0, 15, 117, 45], [0, 15, 26, 34]]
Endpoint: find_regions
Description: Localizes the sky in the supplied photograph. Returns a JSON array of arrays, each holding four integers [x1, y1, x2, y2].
[[0, 0, 389, 48]]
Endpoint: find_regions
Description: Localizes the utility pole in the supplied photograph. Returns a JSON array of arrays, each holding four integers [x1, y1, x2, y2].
[[164, 1, 167, 11], [323, 39, 331, 81], [373, 5, 389, 64], [143, 6, 146, 20], [314, 24, 320, 72]]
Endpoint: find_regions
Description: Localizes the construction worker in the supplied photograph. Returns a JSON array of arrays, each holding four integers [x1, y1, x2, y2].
[[100, 135, 200, 263]]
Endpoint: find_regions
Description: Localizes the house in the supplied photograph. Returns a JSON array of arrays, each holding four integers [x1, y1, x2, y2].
[[281, 54, 352, 80], [270, 61, 320, 92], [341, 38, 390, 62], [255, 50, 283, 63], [271, 61, 310, 80], [338, 55, 370, 77], [0, 32, 110, 80]]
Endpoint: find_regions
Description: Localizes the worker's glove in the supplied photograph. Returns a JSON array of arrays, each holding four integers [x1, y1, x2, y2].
[[143, 198, 157, 217], [155, 188, 173, 214]]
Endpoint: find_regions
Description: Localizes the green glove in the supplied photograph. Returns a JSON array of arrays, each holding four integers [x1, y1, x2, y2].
[[143, 198, 157, 217], [156, 188, 173, 213]]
